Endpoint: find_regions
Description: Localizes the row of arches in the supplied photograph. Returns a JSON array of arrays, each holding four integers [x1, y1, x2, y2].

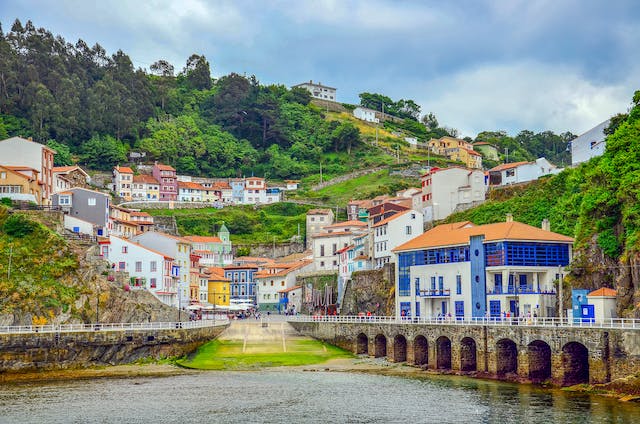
[[356, 333, 590, 386]]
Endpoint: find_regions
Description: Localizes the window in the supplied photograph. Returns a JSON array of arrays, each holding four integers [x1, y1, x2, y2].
[[455, 301, 464, 319], [456, 275, 462, 295], [135, 261, 142, 272], [320, 245, 325, 256], [150, 278, 157, 288], [281, 281, 285, 286], [118, 261, 125, 270], [122, 246, 128, 253], [506, 169, 515, 177], [320, 261, 325, 267], [150, 261, 157, 272], [406, 226, 412, 235], [333, 260, 337, 266], [0, 172, 5, 179], [88, 197, 96, 206], [332, 244, 337, 255]]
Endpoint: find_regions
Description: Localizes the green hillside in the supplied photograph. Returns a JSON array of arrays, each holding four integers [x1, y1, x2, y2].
[[447, 90, 640, 316]]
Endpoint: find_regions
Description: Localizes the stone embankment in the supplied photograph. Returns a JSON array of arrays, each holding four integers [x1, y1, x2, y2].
[[0, 323, 227, 372]]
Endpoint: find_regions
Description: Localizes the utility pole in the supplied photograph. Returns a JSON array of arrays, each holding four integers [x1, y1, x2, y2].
[[319, 162, 323, 184], [505, 147, 509, 163], [272, 236, 276, 258]]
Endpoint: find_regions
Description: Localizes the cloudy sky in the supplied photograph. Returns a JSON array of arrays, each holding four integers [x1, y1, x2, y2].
[[2, 0, 639, 137]]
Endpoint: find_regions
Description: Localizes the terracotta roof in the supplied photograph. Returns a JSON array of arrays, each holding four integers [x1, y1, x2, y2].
[[155, 164, 175, 171], [0, 165, 37, 181], [307, 209, 333, 215], [212, 182, 232, 190], [461, 147, 481, 156], [184, 235, 223, 243], [588, 288, 617, 297], [115, 166, 133, 173], [130, 211, 152, 217], [393, 220, 573, 252], [178, 181, 205, 190], [372, 209, 413, 228], [312, 231, 358, 238], [323, 220, 367, 229], [5, 165, 38, 172], [223, 264, 260, 270], [246, 177, 264, 180], [278, 285, 302, 293], [110, 235, 174, 260], [336, 244, 354, 254], [207, 267, 230, 281], [489, 161, 529, 173], [349, 199, 373, 209], [52, 166, 79, 173], [133, 174, 159, 184], [353, 254, 369, 261]]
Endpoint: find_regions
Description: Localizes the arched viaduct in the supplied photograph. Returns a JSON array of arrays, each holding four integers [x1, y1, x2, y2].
[[289, 319, 640, 386]]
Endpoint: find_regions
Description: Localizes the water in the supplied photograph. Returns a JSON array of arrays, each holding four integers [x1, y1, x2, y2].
[[0, 370, 639, 423]]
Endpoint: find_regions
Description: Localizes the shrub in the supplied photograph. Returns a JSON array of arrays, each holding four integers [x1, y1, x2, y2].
[[2, 214, 38, 237]]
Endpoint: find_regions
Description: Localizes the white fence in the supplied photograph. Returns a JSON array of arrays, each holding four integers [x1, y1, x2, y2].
[[286, 315, 640, 330], [0, 318, 229, 335]]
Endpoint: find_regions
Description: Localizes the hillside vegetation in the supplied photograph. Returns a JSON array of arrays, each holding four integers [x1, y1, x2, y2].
[[0, 207, 82, 323], [447, 91, 640, 316]]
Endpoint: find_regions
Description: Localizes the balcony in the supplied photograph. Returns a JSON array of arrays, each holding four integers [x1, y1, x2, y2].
[[486, 287, 556, 295], [419, 289, 450, 297]]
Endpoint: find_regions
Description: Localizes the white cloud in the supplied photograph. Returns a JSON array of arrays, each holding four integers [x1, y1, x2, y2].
[[417, 61, 634, 137]]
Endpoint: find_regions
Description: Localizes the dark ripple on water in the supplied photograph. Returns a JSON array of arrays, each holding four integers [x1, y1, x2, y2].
[[0, 371, 639, 424]]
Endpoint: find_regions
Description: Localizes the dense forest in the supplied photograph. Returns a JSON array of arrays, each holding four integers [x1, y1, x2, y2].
[[0, 19, 577, 178], [446, 91, 640, 316]]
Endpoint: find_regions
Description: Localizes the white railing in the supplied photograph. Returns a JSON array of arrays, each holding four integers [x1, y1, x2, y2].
[[0, 317, 230, 335], [286, 315, 640, 330]]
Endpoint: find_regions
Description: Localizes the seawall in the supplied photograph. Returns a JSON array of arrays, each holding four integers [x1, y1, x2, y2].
[[0, 324, 227, 372]]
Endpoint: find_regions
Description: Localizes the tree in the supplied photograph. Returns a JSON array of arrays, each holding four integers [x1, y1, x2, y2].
[[331, 122, 360, 154], [79, 135, 127, 170], [46, 140, 73, 166], [183, 54, 212, 90], [421, 112, 438, 130]]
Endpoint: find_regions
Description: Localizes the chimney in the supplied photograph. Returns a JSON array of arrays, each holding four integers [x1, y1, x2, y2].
[[541, 218, 550, 231], [506, 213, 513, 223]]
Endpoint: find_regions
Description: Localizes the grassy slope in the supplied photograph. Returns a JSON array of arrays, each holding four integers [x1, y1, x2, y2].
[[0, 207, 82, 322], [177, 338, 352, 370], [146, 203, 313, 244]]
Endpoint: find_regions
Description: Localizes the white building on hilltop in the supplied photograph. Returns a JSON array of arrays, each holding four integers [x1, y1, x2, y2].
[[421, 167, 487, 222], [292, 80, 336, 101], [570, 120, 609, 166]]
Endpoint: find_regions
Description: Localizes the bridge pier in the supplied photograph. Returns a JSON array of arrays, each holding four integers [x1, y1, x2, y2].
[[290, 320, 640, 387]]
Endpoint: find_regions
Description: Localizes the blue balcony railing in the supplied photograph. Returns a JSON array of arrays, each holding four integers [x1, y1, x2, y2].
[[486, 287, 556, 295]]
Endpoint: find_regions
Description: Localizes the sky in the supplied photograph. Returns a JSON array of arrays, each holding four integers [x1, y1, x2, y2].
[[1, 0, 639, 137]]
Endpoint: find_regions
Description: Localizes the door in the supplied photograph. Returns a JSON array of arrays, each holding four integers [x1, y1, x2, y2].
[[581, 304, 595, 323], [509, 300, 518, 317]]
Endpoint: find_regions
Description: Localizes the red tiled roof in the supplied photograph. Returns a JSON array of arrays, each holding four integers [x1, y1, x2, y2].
[[133, 174, 159, 184], [184, 235, 223, 243], [461, 147, 481, 156], [307, 209, 333, 215], [155, 164, 175, 171], [115, 166, 133, 173], [588, 288, 617, 297], [323, 220, 367, 228], [489, 161, 530, 173], [278, 285, 301, 293], [372, 209, 413, 228], [394, 221, 573, 252], [178, 181, 205, 189]]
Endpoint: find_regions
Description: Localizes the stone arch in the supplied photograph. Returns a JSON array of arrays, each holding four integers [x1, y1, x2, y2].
[[496, 338, 518, 377], [460, 337, 477, 372], [413, 335, 428, 366], [356, 333, 368, 355], [562, 341, 589, 386], [527, 340, 551, 382], [393, 335, 407, 362], [436, 336, 452, 370], [374, 334, 387, 358]]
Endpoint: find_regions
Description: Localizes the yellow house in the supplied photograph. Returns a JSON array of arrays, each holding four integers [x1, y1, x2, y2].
[[207, 266, 230, 306], [0, 165, 43, 204], [428, 136, 482, 169]]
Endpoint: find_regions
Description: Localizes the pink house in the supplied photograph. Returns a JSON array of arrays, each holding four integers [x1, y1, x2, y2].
[[152, 163, 177, 201]]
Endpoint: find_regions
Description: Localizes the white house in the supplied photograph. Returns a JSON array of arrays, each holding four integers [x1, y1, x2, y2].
[[353, 107, 379, 123], [102, 235, 179, 307], [586, 288, 617, 322], [112, 165, 134, 201], [311, 220, 368, 271], [421, 167, 487, 221], [0, 136, 55, 204], [488, 158, 563, 186], [254, 260, 314, 312], [372, 209, 423, 268], [393, 217, 573, 320], [292, 80, 336, 101], [243, 177, 267, 204], [132, 231, 192, 310], [178, 181, 204, 202], [571, 120, 609, 166]]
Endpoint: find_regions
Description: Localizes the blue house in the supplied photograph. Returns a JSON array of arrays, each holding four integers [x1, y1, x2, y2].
[[224, 264, 259, 304], [393, 218, 573, 320]]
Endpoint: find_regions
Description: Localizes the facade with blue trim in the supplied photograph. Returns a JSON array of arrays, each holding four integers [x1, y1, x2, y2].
[[224, 265, 258, 305], [394, 220, 573, 319]]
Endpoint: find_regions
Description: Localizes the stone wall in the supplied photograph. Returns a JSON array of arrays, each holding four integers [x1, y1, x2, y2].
[[233, 241, 305, 259], [290, 321, 640, 386], [340, 265, 395, 316], [311, 167, 387, 191], [0, 324, 227, 372]]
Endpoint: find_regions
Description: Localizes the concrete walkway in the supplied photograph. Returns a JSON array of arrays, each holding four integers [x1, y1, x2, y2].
[[218, 317, 303, 353]]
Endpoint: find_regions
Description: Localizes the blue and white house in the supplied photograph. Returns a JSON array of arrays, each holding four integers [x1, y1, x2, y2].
[[393, 216, 573, 320], [223, 264, 259, 305]]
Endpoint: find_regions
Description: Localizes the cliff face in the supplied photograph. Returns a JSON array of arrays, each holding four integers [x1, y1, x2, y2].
[[340, 265, 395, 316]]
